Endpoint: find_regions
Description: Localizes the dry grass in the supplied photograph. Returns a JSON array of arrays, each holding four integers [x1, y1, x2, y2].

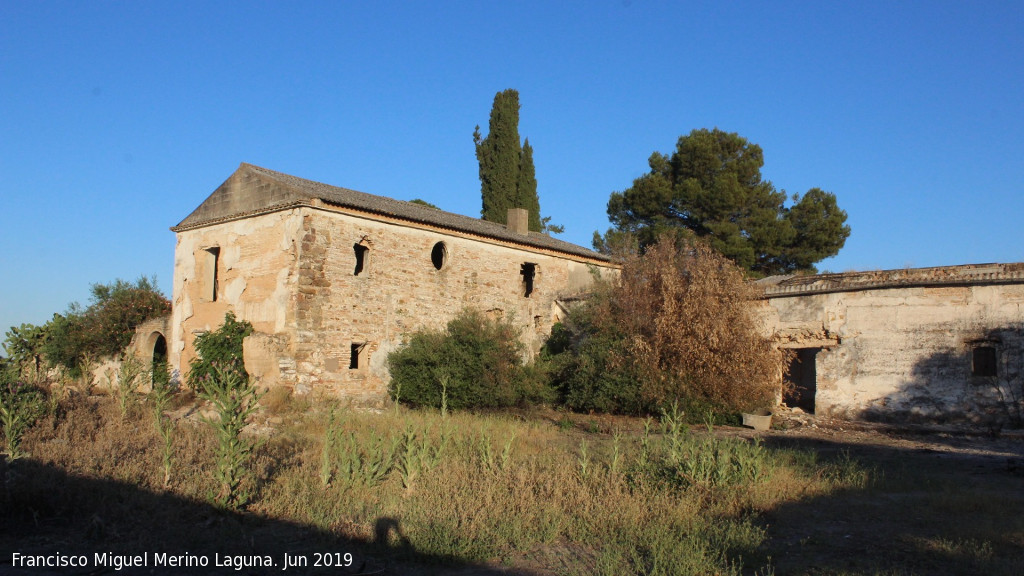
[[5, 392, 1021, 575]]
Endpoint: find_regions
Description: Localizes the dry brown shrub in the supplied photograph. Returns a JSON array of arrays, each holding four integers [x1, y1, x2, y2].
[[610, 236, 787, 412]]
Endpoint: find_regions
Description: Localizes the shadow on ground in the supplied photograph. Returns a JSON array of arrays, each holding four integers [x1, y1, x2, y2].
[[0, 457, 529, 575], [756, 431, 1024, 575]]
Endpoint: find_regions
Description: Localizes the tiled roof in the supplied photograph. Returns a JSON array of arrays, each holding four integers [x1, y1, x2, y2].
[[173, 163, 613, 263], [758, 262, 1024, 298]]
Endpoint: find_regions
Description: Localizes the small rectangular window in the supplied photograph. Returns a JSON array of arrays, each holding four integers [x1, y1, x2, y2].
[[209, 248, 220, 301], [973, 346, 997, 377], [350, 342, 366, 370], [521, 263, 537, 298], [353, 243, 369, 276], [199, 247, 220, 302]]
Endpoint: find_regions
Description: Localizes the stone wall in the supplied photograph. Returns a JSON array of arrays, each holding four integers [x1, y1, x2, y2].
[[762, 269, 1024, 426], [129, 316, 170, 364], [171, 204, 615, 403], [169, 209, 303, 386]]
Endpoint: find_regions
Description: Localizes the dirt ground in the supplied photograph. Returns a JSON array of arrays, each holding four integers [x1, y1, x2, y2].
[[732, 410, 1024, 465]]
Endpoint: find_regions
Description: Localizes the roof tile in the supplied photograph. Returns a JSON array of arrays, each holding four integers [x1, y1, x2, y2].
[[174, 163, 612, 263]]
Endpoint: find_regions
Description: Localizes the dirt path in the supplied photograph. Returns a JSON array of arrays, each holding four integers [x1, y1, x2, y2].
[[732, 413, 1024, 459]]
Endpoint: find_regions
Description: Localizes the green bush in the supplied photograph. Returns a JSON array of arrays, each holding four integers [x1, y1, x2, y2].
[[80, 277, 171, 358], [187, 312, 252, 390], [2, 324, 49, 382], [34, 277, 170, 375], [388, 309, 550, 410], [544, 320, 645, 415], [38, 312, 87, 376], [0, 371, 47, 459]]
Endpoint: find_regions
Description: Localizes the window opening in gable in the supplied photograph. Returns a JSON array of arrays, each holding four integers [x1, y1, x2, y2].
[[431, 242, 448, 270], [353, 243, 370, 276], [350, 342, 367, 370], [521, 263, 537, 297], [972, 346, 997, 377], [201, 247, 220, 302]]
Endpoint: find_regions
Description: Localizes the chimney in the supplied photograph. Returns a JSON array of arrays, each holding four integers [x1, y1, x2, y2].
[[507, 208, 529, 235]]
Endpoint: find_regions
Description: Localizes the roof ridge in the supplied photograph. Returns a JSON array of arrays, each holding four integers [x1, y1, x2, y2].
[[174, 163, 613, 264]]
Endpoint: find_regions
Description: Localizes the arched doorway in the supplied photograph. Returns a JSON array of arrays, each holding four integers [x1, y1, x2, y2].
[[149, 332, 169, 387]]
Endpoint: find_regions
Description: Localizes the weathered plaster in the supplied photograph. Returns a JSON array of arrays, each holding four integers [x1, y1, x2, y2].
[[762, 265, 1024, 426], [169, 209, 302, 380]]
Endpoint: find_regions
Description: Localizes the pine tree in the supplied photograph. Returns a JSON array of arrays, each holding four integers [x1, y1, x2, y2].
[[600, 128, 849, 275], [474, 89, 544, 232]]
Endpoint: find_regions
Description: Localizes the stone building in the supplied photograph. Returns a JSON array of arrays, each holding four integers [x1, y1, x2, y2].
[[760, 263, 1024, 426], [166, 163, 616, 403]]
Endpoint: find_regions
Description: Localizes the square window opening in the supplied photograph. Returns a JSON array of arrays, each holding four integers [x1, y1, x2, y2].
[[972, 346, 997, 377], [350, 342, 367, 370]]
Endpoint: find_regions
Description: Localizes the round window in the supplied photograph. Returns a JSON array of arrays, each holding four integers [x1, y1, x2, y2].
[[431, 241, 448, 270]]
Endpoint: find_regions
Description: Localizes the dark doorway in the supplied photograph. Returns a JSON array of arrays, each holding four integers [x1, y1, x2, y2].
[[784, 347, 820, 413], [152, 333, 169, 386]]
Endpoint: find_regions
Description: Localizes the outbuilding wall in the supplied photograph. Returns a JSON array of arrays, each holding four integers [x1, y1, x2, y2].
[[763, 280, 1024, 426]]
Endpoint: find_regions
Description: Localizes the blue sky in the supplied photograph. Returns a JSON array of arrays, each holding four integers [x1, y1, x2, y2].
[[1, 1, 1022, 340]]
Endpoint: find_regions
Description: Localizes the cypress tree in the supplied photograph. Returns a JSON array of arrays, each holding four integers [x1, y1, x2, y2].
[[517, 138, 541, 231], [475, 89, 521, 225], [474, 89, 543, 231]]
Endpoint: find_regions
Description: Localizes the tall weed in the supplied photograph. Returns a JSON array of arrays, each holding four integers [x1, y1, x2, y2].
[[321, 410, 400, 489], [609, 403, 776, 494], [113, 354, 146, 420], [0, 378, 46, 459], [397, 424, 446, 491], [196, 364, 263, 508], [150, 363, 176, 487]]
